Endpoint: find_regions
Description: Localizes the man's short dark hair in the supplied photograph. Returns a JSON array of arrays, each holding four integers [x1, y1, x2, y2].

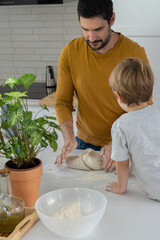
[[77, 0, 113, 24]]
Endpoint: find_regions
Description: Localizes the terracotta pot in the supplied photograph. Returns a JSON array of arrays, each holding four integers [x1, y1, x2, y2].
[[5, 158, 42, 207]]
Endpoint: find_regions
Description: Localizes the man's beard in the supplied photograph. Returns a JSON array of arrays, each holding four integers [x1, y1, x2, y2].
[[84, 28, 112, 51]]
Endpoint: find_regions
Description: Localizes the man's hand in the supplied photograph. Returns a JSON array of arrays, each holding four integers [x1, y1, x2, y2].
[[54, 120, 77, 166], [99, 142, 116, 172], [54, 139, 77, 166]]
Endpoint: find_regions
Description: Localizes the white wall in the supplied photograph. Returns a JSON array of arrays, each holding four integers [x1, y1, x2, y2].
[[0, 0, 80, 83], [0, 0, 160, 109]]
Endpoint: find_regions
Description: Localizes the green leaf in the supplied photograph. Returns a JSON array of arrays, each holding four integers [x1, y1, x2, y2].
[[0, 142, 3, 150], [6, 152, 12, 159], [5, 91, 28, 99], [3, 77, 18, 89], [22, 121, 38, 134], [48, 121, 61, 131], [49, 138, 58, 152], [35, 117, 47, 125], [51, 130, 58, 140], [3, 142, 11, 150], [40, 139, 48, 148], [41, 105, 49, 111], [30, 131, 42, 146], [45, 115, 57, 120], [24, 111, 32, 121], [0, 98, 5, 107], [1, 120, 9, 130], [41, 132, 51, 141], [11, 143, 24, 157], [0, 96, 12, 106], [18, 74, 36, 89], [7, 107, 23, 127]]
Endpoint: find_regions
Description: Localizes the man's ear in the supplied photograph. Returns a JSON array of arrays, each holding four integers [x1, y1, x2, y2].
[[114, 91, 123, 103], [110, 12, 115, 26]]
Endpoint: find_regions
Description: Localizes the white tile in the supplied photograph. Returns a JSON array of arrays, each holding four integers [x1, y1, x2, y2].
[[0, 61, 13, 67], [16, 68, 36, 74], [10, 6, 32, 14], [13, 28, 33, 34], [0, 22, 9, 28], [12, 35, 39, 41], [10, 21, 44, 28], [9, 14, 38, 21], [14, 55, 41, 61], [38, 14, 62, 21], [15, 48, 34, 54], [0, 42, 11, 48], [12, 42, 45, 48], [0, 55, 12, 61], [0, 48, 15, 54], [40, 34, 64, 41]]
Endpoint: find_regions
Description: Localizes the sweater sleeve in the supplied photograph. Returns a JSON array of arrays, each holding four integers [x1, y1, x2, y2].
[[55, 45, 75, 126], [141, 48, 153, 105], [132, 45, 153, 105]]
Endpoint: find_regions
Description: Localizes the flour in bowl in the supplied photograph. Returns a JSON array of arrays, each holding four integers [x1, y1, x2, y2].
[[53, 202, 82, 219]]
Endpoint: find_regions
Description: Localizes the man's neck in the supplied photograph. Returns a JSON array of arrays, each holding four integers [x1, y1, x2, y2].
[[96, 32, 119, 54]]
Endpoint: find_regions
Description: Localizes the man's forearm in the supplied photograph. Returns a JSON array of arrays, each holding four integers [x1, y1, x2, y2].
[[60, 120, 75, 144], [55, 120, 77, 166]]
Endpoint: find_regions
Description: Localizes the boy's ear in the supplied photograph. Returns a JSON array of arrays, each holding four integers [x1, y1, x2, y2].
[[114, 91, 123, 103]]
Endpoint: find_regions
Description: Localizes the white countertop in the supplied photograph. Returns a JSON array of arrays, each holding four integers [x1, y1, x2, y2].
[[20, 149, 160, 240]]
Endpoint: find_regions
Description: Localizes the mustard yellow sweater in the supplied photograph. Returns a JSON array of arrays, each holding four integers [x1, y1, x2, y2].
[[55, 33, 151, 146]]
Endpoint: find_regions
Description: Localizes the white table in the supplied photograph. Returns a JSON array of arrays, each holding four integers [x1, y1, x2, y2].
[[21, 149, 160, 240]]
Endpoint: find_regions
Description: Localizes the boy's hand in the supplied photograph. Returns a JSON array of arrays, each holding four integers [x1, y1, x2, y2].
[[105, 182, 125, 195]]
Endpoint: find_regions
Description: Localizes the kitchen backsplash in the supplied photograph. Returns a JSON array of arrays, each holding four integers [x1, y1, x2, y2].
[[0, 0, 80, 84]]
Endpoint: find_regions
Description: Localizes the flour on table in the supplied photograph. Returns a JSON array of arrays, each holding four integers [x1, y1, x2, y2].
[[84, 171, 109, 180], [66, 148, 104, 171], [53, 202, 82, 219]]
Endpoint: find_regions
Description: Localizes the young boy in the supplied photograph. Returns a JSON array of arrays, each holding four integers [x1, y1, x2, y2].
[[105, 57, 160, 201]]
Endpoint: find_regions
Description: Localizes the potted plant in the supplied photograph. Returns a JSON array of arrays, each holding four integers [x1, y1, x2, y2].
[[0, 74, 61, 206]]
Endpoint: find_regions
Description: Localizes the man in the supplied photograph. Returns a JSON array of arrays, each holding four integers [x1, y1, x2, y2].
[[55, 0, 151, 171]]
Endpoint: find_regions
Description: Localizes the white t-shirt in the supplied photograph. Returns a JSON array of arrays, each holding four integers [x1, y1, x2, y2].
[[111, 105, 160, 201]]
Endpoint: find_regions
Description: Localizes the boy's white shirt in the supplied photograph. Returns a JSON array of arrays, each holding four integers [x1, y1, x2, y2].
[[111, 105, 160, 200]]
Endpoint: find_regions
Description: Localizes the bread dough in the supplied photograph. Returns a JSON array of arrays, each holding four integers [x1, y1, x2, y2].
[[82, 149, 103, 170], [66, 148, 104, 171], [66, 155, 92, 170], [53, 202, 81, 219]]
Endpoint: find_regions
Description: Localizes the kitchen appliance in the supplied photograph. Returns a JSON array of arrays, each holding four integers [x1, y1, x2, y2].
[[0, 0, 63, 5], [45, 65, 56, 95]]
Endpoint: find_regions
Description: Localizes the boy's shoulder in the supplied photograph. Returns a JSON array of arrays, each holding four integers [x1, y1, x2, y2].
[[112, 112, 128, 130], [113, 106, 160, 129]]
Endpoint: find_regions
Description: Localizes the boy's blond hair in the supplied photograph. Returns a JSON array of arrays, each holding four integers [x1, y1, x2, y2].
[[109, 58, 154, 106]]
